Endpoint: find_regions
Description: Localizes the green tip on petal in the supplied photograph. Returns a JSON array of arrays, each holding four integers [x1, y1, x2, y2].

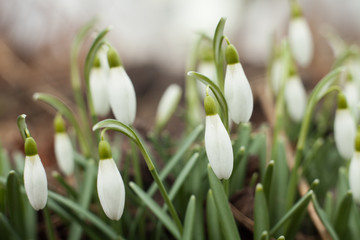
[[225, 44, 240, 65], [54, 114, 66, 133], [107, 47, 122, 68], [291, 1, 302, 18], [204, 93, 217, 116], [25, 137, 38, 156], [93, 55, 101, 68], [355, 130, 360, 152], [337, 92, 348, 109], [98, 140, 112, 160]]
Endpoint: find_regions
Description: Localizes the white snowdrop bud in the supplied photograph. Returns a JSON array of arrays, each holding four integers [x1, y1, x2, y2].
[[204, 93, 233, 179], [344, 77, 360, 120], [270, 58, 285, 94], [97, 140, 125, 220], [24, 137, 48, 210], [54, 114, 74, 176], [107, 47, 137, 125], [224, 44, 253, 124], [334, 93, 356, 159], [288, 4, 313, 67], [349, 132, 360, 204], [284, 75, 307, 122], [155, 84, 182, 131], [90, 55, 111, 117]]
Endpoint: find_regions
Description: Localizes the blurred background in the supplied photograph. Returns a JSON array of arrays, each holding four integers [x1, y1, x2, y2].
[[1, 0, 360, 165]]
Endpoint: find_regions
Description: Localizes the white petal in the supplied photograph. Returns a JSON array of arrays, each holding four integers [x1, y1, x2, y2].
[[155, 84, 182, 129], [289, 17, 313, 67], [97, 158, 125, 220], [284, 75, 307, 122], [224, 63, 253, 124], [90, 68, 111, 116], [270, 59, 285, 94], [54, 133, 74, 176], [334, 109, 356, 159], [349, 152, 360, 204], [205, 114, 233, 179], [108, 67, 137, 125], [24, 155, 48, 210], [344, 81, 360, 119]]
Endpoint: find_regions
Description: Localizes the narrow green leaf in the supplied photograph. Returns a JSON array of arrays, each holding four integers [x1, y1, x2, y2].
[[323, 191, 334, 220], [6, 170, 26, 239], [254, 184, 269, 240], [206, 190, 221, 240], [0, 147, 11, 178], [333, 191, 352, 238], [52, 171, 77, 199], [208, 165, 241, 240], [48, 191, 118, 239], [233, 123, 252, 155], [33, 93, 90, 156], [260, 231, 269, 240], [262, 160, 274, 202], [187, 71, 229, 129], [0, 213, 21, 240], [182, 195, 196, 240], [129, 182, 181, 239], [311, 194, 339, 240], [43, 206, 56, 240], [213, 17, 226, 90], [12, 151, 24, 176], [248, 131, 267, 181], [24, 198, 36, 240], [269, 190, 313, 236], [348, 201, 360, 239]]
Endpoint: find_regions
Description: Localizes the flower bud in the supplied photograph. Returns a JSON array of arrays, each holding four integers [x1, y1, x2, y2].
[[349, 131, 360, 204], [224, 44, 253, 123], [24, 137, 48, 210], [97, 140, 125, 220], [204, 94, 233, 179], [284, 75, 307, 122]]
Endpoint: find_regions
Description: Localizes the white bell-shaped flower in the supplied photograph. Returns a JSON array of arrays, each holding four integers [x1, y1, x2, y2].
[[204, 93, 233, 179], [54, 114, 74, 176], [284, 75, 307, 122], [224, 44, 253, 124], [349, 132, 360, 204], [90, 54, 111, 117], [107, 48, 136, 125], [288, 16, 313, 67], [97, 140, 125, 220], [334, 94, 356, 159], [155, 84, 182, 131], [24, 137, 48, 210], [344, 78, 360, 120]]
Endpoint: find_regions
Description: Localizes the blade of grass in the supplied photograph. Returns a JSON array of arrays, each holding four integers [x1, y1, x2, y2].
[[0, 213, 21, 240], [213, 17, 226, 91], [206, 190, 221, 240], [333, 191, 352, 238], [254, 184, 269, 240], [182, 195, 196, 240]]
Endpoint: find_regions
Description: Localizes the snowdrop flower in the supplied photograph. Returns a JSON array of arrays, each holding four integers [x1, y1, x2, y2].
[[204, 92, 233, 179], [334, 93, 356, 159], [54, 114, 74, 176], [107, 47, 136, 125], [284, 74, 307, 122], [288, 4, 313, 67], [349, 131, 360, 204], [97, 139, 125, 220], [155, 84, 182, 131], [24, 137, 48, 210], [344, 75, 360, 120], [90, 52, 111, 117], [224, 43, 253, 124]]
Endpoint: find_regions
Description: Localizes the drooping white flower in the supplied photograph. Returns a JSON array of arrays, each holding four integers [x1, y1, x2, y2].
[[204, 94, 233, 179], [24, 137, 48, 211], [334, 94, 356, 159], [97, 140, 125, 220], [288, 16, 313, 67], [284, 75, 307, 122], [90, 54, 111, 116], [344, 78, 360, 120], [54, 114, 74, 176], [107, 48, 136, 125], [224, 44, 253, 124], [349, 131, 360, 204], [155, 84, 182, 131]]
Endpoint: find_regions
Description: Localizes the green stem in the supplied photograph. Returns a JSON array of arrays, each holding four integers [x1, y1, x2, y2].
[[131, 141, 143, 190], [43, 206, 56, 240], [222, 179, 229, 198]]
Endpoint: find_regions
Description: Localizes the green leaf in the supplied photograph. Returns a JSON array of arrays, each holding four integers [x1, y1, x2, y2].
[[48, 191, 118, 239], [33, 93, 90, 157], [213, 17, 226, 91], [206, 190, 221, 240], [254, 184, 269, 240], [17, 114, 30, 141], [6, 170, 26, 239], [187, 71, 229, 130], [311, 194, 339, 240], [129, 182, 181, 239], [260, 231, 269, 240], [208, 165, 241, 240], [93, 119, 137, 143], [0, 213, 21, 240], [269, 190, 313, 237], [182, 195, 196, 240], [248, 131, 267, 181], [333, 191, 352, 238], [262, 160, 274, 202], [0, 146, 11, 178]]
